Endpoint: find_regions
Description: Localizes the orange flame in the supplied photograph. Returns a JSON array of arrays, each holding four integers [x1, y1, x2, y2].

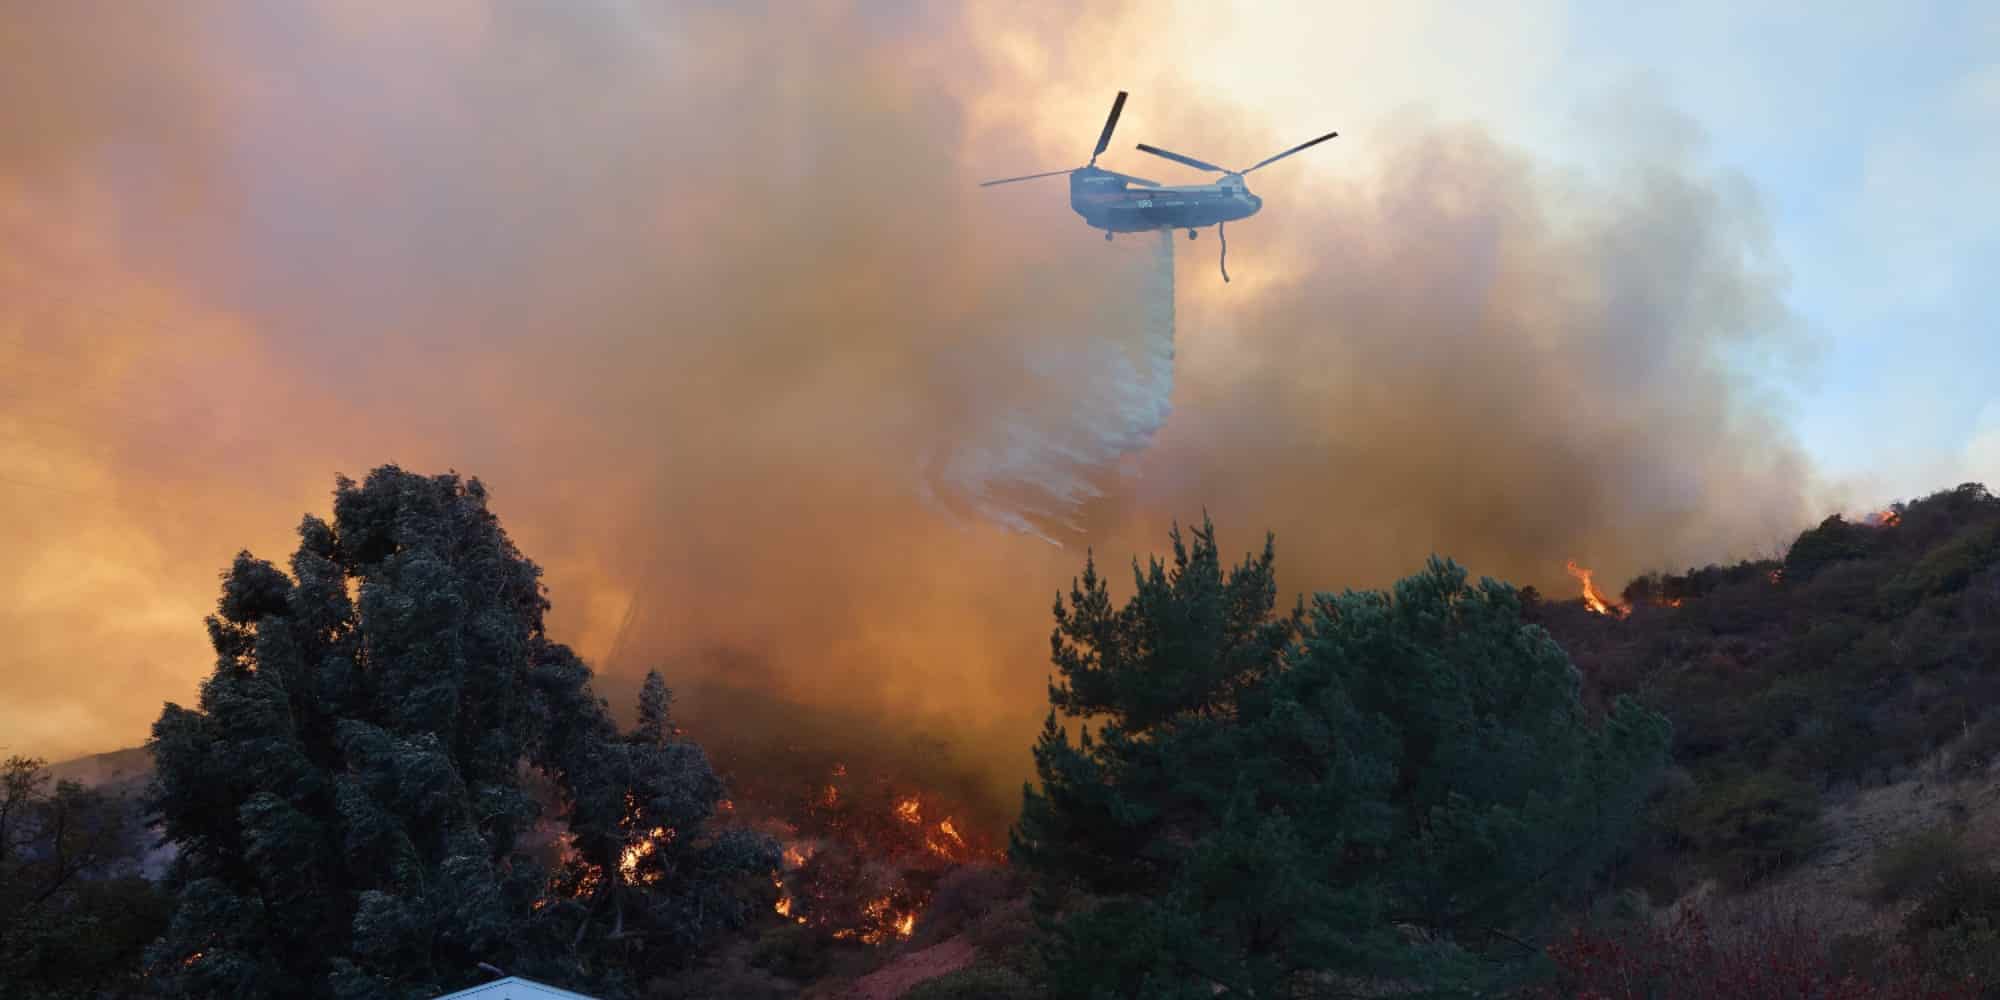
[[1564, 560, 1621, 616], [772, 874, 804, 923], [895, 796, 922, 824], [782, 841, 814, 868], [1865, 509, 1902, 527], [619, 826, 670, 884], [835, 895, 919, 944], [925, 816, 969, 859]]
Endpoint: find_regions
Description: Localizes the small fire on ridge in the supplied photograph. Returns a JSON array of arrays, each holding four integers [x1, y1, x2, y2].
[[1565, 559, 1626, 618]]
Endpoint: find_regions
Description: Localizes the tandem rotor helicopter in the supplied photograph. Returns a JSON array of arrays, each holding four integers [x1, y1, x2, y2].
[[979, 91, 1338, 282]]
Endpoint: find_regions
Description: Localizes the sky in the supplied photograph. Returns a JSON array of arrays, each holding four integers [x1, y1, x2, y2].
[[1, 2, 1993, 790]]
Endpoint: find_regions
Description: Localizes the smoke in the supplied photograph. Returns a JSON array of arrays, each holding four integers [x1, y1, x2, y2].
[[924, 230, 1178, 542], [2, 3, 1820, 812]]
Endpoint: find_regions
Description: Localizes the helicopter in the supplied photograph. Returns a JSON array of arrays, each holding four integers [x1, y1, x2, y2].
[[979, 91, 1338, 281]]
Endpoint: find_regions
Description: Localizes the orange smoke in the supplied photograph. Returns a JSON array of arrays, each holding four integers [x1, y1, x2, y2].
[[1, 1, 1821, 812]]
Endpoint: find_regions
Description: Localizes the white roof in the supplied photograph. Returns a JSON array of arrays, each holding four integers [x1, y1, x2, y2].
[[430, 976, 602, 1000]]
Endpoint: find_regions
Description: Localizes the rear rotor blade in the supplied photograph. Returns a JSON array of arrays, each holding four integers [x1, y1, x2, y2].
[[1243, 131, 1339, 174], [1092, 91, 1129, 161], [979, 168, 1073, 187], [1099, 169, 1162, 188], [1135, 143, 1228, 174]]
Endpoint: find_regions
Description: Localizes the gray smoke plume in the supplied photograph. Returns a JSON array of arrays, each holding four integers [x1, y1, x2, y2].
[[923, 230, 1177, 542]]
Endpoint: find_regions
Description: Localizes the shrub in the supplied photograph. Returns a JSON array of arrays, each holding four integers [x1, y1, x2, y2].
[[1949, 713, 2000, 777], [1535, 904, 1978, 999], [1785, 515, 1875, 584], [963, 898, 1039, 973], [901, 962, 1039, 1000], [906, 864, 1023, 950], [1670, 770, 1826, 889], [1867, 823, 1977, 905], [1881, 522, 2000, 614], [748, 922, 835, 981], [1894, 868, 2000, 989]]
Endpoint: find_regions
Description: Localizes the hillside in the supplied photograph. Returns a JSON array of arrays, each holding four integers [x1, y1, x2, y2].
[[46, 745, 153, 793], [39, 482, 2000, 997], [1522, 481, 2000, 987]]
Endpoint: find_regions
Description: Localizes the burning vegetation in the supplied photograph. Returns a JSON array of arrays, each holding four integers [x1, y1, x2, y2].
[[708, 748, 1004, 948], [1566, 559, 1627, 617]]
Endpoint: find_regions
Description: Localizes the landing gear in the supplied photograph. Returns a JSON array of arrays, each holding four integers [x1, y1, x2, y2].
[[1104, 231, 1114, 242], [1187, 228, 1198, 241]]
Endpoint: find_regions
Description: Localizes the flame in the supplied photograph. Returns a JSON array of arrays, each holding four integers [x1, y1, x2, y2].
[[822, 784, 840, 807], [836, 895, 919, 944], [783, 841, 814, 868], [181, 951, 204, 969], [895, 796, 922, 824], [572, 864, 605, 899], [832, 762, 848, 777], [1769, 568, 1783, 584], [773, 875, 804, 923], [925, 816, 969, 859], [1665, 597, 1683, 608], [718, 798, 734, 813], [619, 826, 670, 884], [1865, 509, 1902, 527], [1564, 560, 1622, 616]]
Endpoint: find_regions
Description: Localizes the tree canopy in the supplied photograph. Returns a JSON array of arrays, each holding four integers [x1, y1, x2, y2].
[[0, 755, 167, 999], [1011, 519, 1671, 997], [143, 466, 772, 999]]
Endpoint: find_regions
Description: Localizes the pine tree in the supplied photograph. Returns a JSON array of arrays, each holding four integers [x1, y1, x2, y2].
[[144, 467, 772, 998], [1011, 519, 1671, 998]]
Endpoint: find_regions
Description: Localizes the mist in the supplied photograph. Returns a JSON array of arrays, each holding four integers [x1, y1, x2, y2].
[[2, 3, 1817, 808]]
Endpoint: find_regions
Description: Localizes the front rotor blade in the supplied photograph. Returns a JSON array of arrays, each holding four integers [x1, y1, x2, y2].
[[979, 168, 1073, 187], [1135, 143, 1228, 174], [1100, 170, 1162, 188], [1092, 91, 1129, 160], [1243, 131, 1339, 174]]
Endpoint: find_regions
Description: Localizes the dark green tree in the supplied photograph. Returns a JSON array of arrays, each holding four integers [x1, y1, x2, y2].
[[143, 466, 771, 999], [541, 669, 779, 974], [0, 755, 168, 999], [1011, 519, 1671, 998]]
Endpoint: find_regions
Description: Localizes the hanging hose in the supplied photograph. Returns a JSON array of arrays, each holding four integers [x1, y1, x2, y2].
[[1218, 222, 1230, 283]]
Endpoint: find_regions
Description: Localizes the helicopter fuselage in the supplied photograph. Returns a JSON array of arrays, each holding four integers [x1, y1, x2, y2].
[[1069, 167, 1261, 234]]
